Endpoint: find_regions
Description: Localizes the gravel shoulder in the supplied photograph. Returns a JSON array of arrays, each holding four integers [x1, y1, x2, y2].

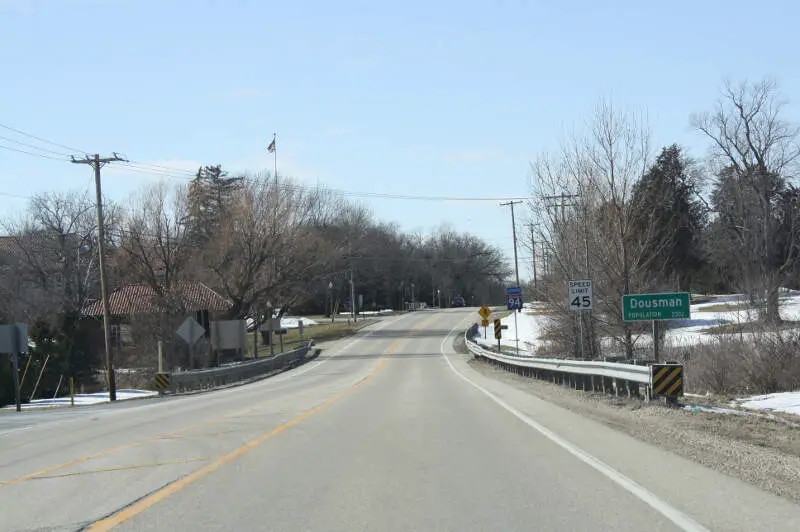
[[453, 334, 800, 503]]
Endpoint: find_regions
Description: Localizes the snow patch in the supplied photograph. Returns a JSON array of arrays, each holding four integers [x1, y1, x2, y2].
[[737, 391, 800, 416], [2, 389, 157, 410], [473, 307, 550, 354]]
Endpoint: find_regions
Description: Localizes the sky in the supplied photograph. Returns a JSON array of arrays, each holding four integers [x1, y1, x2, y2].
[[1, 0, 798, 283]]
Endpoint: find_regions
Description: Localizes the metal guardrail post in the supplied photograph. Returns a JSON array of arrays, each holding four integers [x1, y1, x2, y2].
[[162, 341, 312, 394], [463, 325, 678, 401]]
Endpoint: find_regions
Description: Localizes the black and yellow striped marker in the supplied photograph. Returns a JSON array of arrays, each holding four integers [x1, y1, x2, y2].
[[650, 364, 683, 398], [494, 319, 502, 340], [154, 373, 171, 390]]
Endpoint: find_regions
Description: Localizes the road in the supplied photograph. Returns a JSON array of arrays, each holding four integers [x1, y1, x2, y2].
[[2, 308, 800, 531]]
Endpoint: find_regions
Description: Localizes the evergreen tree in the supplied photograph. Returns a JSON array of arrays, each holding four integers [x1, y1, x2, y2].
[[710, 166, 800, 303], [187, 165, 244, 244], [630, 144, 707, 290]]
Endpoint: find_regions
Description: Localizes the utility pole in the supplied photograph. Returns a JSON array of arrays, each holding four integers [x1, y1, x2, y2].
[[350, 268, 357, 323], [500, 200, 523, 354], [71, 153, 126, 401], [542, 190, 594, 359], [500, 200, 523, 289], [529, 222, 538, 299]]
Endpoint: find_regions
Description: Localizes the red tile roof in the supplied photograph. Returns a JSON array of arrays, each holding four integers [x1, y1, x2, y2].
[[82, 281, 232, 316]]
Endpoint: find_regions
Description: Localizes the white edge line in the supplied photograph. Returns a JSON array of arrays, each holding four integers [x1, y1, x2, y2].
[[0, 426, 33, 437], [438, 316, 710, 532]]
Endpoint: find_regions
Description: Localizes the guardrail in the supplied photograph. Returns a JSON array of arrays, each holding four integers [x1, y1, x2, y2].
[[464, 324, 682, 400], [165, 341, 315, 394]]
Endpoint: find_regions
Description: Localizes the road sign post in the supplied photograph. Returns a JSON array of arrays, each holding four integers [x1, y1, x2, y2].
[[622, 292, 690, 363], [568, 280, 592, 359], [505, 287, 523, 354], [494, 319, 501, 351], [480, 318, 489, 339], [0, 323, 27, 412], [176, 317, 205, 369], [505, 286, 523, 311], [568, 280, 593, 311]]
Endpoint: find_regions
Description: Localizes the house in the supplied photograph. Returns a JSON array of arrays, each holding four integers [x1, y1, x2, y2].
[[81, 281, 233, 369]]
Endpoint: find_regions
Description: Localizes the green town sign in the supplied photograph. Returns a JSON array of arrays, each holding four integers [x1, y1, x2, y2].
[[622, 292, 690, 322]]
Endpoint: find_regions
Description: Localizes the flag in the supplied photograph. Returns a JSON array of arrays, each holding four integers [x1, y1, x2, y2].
[[267, 138, 276, 153]]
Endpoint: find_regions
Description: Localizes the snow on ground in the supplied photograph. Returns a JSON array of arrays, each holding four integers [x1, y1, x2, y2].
[[1, 389, 157, 410], [246, 316, 320, 330], [280, 316, 319, 329], [665, 291, 800, 348], [338, 310, 394, 316], [472, 291, 800, 356], [474, 304, 550, 354], [736, 391, 800, 416]]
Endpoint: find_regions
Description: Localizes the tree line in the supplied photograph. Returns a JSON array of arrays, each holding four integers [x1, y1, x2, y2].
[[529, 78, 800, 361], [0, 167, 509, 403]]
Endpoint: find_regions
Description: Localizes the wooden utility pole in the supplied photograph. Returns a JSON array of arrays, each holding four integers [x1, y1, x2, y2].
[[500, 200, 523, 289], [71, 152, 126, 401], [542, 190, 594, 359], [501, 200, 524, 355], [529, 222, 538, 298]]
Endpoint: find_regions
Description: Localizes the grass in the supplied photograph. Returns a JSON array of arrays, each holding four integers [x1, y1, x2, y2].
[[250, 319, 370, 357], [701, 319, 800, 335], [524, 308, 554, 316], [689, 295, 717, 305], [694, 303, 750, 313]]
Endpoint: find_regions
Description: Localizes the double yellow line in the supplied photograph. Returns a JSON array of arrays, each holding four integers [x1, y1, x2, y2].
[[88, 328, 420, 531]]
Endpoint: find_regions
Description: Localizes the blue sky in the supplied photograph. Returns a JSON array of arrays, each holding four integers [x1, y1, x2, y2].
[[1, 0, 798, 281]]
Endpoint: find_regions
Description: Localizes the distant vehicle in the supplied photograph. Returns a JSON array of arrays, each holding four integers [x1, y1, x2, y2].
[[451, 295, 466, 307]]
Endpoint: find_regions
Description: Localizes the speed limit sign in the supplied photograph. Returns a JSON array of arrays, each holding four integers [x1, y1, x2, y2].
[[568, 279, 593, 311]]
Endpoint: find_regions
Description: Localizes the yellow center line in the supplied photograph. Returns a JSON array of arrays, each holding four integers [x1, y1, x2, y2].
[[27, 457, 213, 481], [87, 336, 407, 531], [2, 314, 434, 488], [0, 397, 286, 487]]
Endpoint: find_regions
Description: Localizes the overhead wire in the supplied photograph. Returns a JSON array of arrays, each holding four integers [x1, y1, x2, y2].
[[0, 121, 87, 154], [0, 123, 534, 202], [0, 134, 72, 157], [0, 143, 68, 161]]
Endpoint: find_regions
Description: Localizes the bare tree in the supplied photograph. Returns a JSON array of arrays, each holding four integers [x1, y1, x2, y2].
[[200, 176, 338, 323], [115, 180, 194, 308], [530, 100, 670, 358], [693, 79, 800, 323], [0, 190, 115, 322]]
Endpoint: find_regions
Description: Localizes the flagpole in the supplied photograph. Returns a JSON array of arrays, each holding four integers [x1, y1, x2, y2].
[[272, 132, 277, 188]]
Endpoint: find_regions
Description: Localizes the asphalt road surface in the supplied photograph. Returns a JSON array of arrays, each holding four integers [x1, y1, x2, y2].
[[2, 309, 800, 531]]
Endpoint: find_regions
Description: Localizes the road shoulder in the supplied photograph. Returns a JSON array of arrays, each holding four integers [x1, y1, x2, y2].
[[445, 333, 800, 531]]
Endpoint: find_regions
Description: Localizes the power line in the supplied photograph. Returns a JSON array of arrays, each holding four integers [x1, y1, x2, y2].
[[0, 134, 72, 157], [0, 121, 87, 154], [0, 123, 533, 202], [0, 191, 32, 199], [0, 143, 68, 161]]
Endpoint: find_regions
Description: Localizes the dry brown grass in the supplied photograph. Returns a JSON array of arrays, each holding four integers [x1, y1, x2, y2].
[[678, 331, 800, 395]]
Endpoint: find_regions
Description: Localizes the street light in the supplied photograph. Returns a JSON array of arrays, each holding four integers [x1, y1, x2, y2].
[[266, 300, 274, 357], [437, 288, 441, 308], [328, 281, 334, 323]]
